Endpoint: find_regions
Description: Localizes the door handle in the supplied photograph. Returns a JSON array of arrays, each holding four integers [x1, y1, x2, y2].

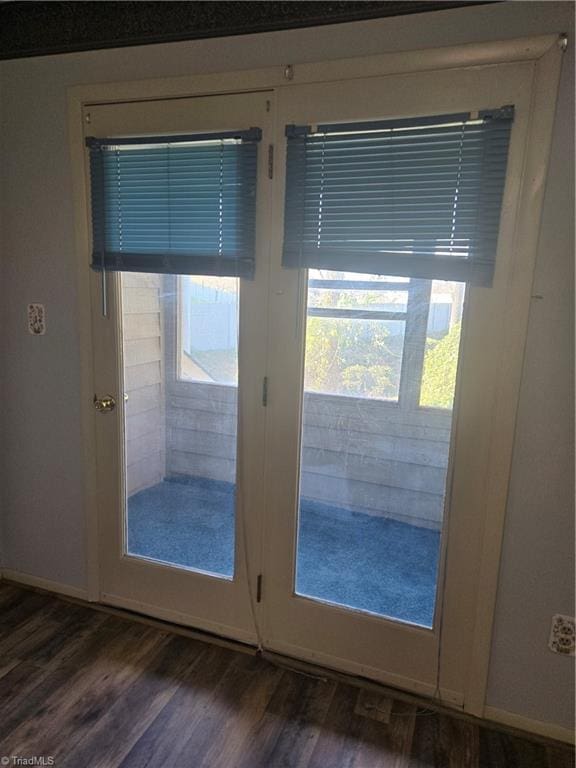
[[93, 394, 116, 413]]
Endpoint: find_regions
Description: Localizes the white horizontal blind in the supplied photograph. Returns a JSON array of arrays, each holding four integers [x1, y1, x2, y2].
[[283, 109, 514, 286]]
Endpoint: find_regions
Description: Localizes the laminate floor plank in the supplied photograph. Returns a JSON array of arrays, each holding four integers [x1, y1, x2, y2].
[[0, 623, 166, 757], [0, 656, 20, 680], [119, 643, 238, 768], [233, 669, 337, 768], [547, 746, 576, 768], [59, 634, 207, 768], [0, 613, 147, 737], [0, 584, 572, 768], [0, 601, 106, 665], [0, 584, 31, 611], [187, 654, 284, 768], [307, 682, 387, 768], [314, 684, 405, 768], [0, 660, 60, 729], [354, 699, 417, 768], [23, 608, 112, 669], [408, 709, 479, 767], [0, 659, 111, 750], [0, 589, 52, 630], [479, 727, 549, 768]]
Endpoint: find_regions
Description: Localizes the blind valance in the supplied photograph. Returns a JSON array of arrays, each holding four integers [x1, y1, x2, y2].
[[87, 128, 261, 278], [282, 108, 514, 286]]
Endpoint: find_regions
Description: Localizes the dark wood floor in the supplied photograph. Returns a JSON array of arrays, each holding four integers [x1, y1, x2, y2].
[[0, 583, 573, 768]]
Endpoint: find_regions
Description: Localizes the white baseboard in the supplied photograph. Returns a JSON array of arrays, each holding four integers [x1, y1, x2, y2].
[[0, 568, 89, 601], [484, 705, 575, 745], [100, 592, 257, 647]]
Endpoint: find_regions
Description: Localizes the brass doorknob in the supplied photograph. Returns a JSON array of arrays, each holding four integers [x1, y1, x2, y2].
[[93, 394, 116, 413]]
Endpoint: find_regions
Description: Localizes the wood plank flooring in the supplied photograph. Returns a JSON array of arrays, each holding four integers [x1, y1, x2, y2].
[[0, 583, 573, 767]]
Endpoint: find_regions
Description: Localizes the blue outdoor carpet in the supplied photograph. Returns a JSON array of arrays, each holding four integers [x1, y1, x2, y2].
[[127, 476, 440, 627]]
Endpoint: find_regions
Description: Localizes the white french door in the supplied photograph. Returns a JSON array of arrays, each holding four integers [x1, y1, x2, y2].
[[260, 63, 535, 703], [86, 90, 273, 643], [81, 55, 546, 705]]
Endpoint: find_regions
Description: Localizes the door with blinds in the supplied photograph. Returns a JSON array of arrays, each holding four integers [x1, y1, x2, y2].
[[261, 64, 530, 703], [82, 60, 535, 700], [84, 91, 272, 642]]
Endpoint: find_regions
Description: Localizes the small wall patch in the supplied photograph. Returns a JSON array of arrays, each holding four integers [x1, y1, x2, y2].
[[549, 614, 575, 656], [28, 303, 46, 335]]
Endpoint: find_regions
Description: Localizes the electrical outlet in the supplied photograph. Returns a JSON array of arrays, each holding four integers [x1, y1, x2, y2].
[[548, 614, 575, 656]]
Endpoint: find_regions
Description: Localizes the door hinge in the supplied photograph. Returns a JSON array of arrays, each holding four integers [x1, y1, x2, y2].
[[256, 574, 263, 603], [268, 144, 274, 179], [262, 376, 268, 407]]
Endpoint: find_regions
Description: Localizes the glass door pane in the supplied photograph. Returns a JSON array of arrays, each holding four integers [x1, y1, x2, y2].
[[121, 272, 239, 578], [295, 270, 465, 627]]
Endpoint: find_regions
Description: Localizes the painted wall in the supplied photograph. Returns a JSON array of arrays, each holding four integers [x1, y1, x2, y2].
[[485, 32, 575, 731], [0, 2, 573, 731]]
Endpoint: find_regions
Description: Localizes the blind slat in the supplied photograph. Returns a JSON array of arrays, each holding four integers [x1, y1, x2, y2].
[[282, 109, 513, 286]]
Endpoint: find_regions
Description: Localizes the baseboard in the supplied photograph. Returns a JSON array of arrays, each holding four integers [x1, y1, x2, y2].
[[0, 569, 89, 601], [100, 592, 258, 647], [484, 705, 575, 746]]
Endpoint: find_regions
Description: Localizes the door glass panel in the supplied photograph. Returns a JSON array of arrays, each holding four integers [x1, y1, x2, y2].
[[121, 272, 238, 578], [295, 270, 466, 627]]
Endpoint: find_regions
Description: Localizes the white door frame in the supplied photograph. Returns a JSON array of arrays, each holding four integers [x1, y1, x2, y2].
[[68, 33, 564, 717]]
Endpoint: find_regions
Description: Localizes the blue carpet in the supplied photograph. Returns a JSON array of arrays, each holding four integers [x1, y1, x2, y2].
[[127, 476, 440, 627]]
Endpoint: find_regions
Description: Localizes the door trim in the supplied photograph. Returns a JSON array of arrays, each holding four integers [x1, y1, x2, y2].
[[67, 32, 564, 719], [67, 34, 557, 107], [99, 592, 257, 645]]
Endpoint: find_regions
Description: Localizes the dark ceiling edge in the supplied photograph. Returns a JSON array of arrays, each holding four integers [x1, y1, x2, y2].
[[0, 2, 495, 61]]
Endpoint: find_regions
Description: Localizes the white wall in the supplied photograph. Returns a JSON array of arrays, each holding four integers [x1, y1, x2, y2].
[[486, 31, 575, 731], [0, 1, 573, 731]]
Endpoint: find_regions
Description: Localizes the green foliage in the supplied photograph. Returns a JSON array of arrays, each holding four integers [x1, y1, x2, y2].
[[304, 316, 399, 398], [420, 321, 461, 409], [304, 274, 461, 407], [342, 364, 395, 399], [304, 280, 403, 399]]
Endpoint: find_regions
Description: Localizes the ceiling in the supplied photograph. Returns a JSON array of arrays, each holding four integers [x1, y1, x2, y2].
[[0, 1, 495, 61]]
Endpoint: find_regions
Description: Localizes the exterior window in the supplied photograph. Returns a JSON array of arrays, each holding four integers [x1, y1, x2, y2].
[[175, 271, 464, 411], [304, 270, 465, 411], [305, 270, 408, 402], [178, 275, 239, 386]]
